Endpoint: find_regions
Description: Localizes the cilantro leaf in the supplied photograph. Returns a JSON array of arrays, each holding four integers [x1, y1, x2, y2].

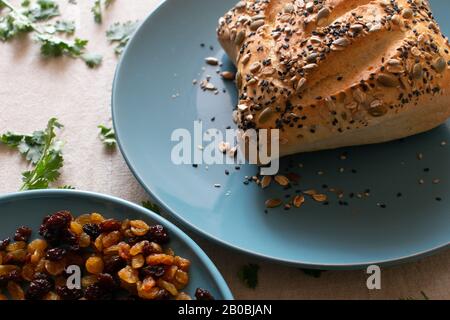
[[24, 0, 60, 22], [1, 129, 49, 164], [238, 264, 260, 289], [91, 0, 101, 23], [106, 20, 138, 55], [98, 125, 116, 147], [53, 19, 75, 34], [37, 33, 87, 57], [81, 52, 102, 68], [142, 201, 161, 214], [20, 118, 64, 191]]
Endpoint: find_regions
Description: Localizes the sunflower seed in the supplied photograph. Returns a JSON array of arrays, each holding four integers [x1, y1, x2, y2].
[[258, 107, 273, 124], [250, 62, 261, 73], [221, 71, 235, 80], [412, 63, 423, 79], [250, 20, 265, 31], [284, 3, 294, 13], [205, 57, 219, 66], [316, 7, 330, 25], [402, 8, 413, 19], [296, 77, 307, 94], [312, 194, 328, 202], [234, 30, 246, 45], [303, 190, 317, 196]]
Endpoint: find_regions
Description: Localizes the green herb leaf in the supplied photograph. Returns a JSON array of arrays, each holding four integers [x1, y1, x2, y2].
[[37, 33, 87, 57], [142, 201, 161, 214], [98, 125, 116, 147], [24, 0, 60, 22], [91, 0, 101, 23], [106, 20, 138, 55], [18, 118, 64, 191], [59, 185, 75, 189], [238, 264, 259, 289], [81, 52, 102, 68], [53, 19, 75, 34]]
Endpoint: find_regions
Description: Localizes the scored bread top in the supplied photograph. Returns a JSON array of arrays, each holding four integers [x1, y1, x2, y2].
[[217, 0, 450, 156]]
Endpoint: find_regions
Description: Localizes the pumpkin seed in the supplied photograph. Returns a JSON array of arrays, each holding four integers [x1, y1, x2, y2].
[[433, 57, 446, 73], [250, 20, 265, 31], [234, 30, 246, 45], [412, 63, 423, 79], [377, 73, 399, 87]]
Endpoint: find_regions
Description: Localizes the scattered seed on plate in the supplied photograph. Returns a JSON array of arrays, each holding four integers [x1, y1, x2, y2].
[[293, 195, 305, 208], [419, 179, 425, 185], [265, 199, 282, 208], [274, 175, 290, 186], [303, 190, 317, 196], [312, 194, 328, 202], [261, 176, 272, 189], [221, 71, 235, 80], [205, 57, 219, 66], [214, 184, 221, 188], [441, 141, 447, 147], [433, 179, 441, 184], [417, 153, 424, 160]]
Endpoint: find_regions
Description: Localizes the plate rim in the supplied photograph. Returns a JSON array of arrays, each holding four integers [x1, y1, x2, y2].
[[0, 189, 234, 300], [111, 0, 450, 269]]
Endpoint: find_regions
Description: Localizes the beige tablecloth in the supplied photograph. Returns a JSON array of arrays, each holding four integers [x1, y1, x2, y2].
[[0, 0, 449, 300]]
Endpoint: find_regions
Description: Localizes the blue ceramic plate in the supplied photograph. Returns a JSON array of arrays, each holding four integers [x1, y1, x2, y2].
[[112, 0, 450, 269], [0, 190, 233, 299]]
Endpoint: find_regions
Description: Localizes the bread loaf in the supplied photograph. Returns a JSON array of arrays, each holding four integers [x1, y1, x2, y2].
[[217, 0, 450, 158]]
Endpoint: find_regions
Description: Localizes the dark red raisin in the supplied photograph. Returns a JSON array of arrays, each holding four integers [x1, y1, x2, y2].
[[99, 219, 121, 233], [26, 279, 53, 300], [84, 283, 112, 300], [97, 273, 116, 291], [39, 211, 73, 244], [140, 265, 166, 278], [195, 288, 215, 300], [33, 273, 53, 282], [14, 226, 32, 242], [103, 255, 126, 275], [82, 223, 101, 239], [146, 225, 170, 244], [46, 248, 67, 261], [55, 285, 83, 300], [8, 270, 23, 282], [0, 238, 11, 251], [155, 289, 170, 300]]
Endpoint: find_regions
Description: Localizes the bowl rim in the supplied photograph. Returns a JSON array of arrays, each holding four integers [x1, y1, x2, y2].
[[111, 0, 450, 269], [0, 189, 234, 300]]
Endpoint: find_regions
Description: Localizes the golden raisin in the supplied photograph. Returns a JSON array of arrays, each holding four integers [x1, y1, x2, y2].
[[7, 249, 27, 262], [176, 292, 192, 300], [0, 265, 19, 276], [82, 275, 98, 288], [85, 256, 104, 274], [45, 259, 66, 276], [157, 279, 178, 296], [6, 241, 26, 252], [121, 219, 130, 232], [30, 249, 44, 264], [21, 264, 35, 281], [146, 254, 175, 266], [129, 240, 148, 256], [70, 221, 83, 235], [0, 293, 8, 300], [174, 256, 190, 271], [131, 254, 145, 269], [118, 266, 139, 284], [7, 281, 25, 300], [130, 220, 150, 236], [163, 265, 178, 281], [43, 291, 60, 300], [118, 242, 131, 260], [103, 244, 120, 255], [174, 269, 189, 288], [102, 231, 121, 248], [137, 283, 160, 300], [28, 239, 48, 252], [75, 213, 92, 226], [94, 234, 104, 251], [90, 212, 105, 224], [79, 232, 91, 248]]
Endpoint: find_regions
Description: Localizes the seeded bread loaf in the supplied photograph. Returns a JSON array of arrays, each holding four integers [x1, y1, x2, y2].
[[217, 0, 450, 158]]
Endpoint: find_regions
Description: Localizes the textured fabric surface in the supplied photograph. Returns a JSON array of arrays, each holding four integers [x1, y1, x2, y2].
[[0, 0, 448, 300]]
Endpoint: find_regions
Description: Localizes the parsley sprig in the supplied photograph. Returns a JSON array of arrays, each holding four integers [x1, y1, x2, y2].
[[0, 0, 102, 68], [106, 20, 138, 55], [98, 125, 116, 148], [1, 118, 65, 190]]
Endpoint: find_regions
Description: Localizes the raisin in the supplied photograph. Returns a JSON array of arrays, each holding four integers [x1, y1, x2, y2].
[[7, 270, 23, 283], [33, 272, 52, 281], [103, 255, 126, 275], [46, 248, 67, 261], [82, 223, 101, 239], [26, 278, 53, 300], [84, 283, 112, 300], [97, 273, 116, 291], [140, 265, 166, 278], [146, 225, 170, 244], [55, 286, 83, 300], [0, 238, 11, 251], [99, 219, 121, 233], [195, 288, 215, 300], [39, 211, 73, 244], [14, 226, 32, 242]]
